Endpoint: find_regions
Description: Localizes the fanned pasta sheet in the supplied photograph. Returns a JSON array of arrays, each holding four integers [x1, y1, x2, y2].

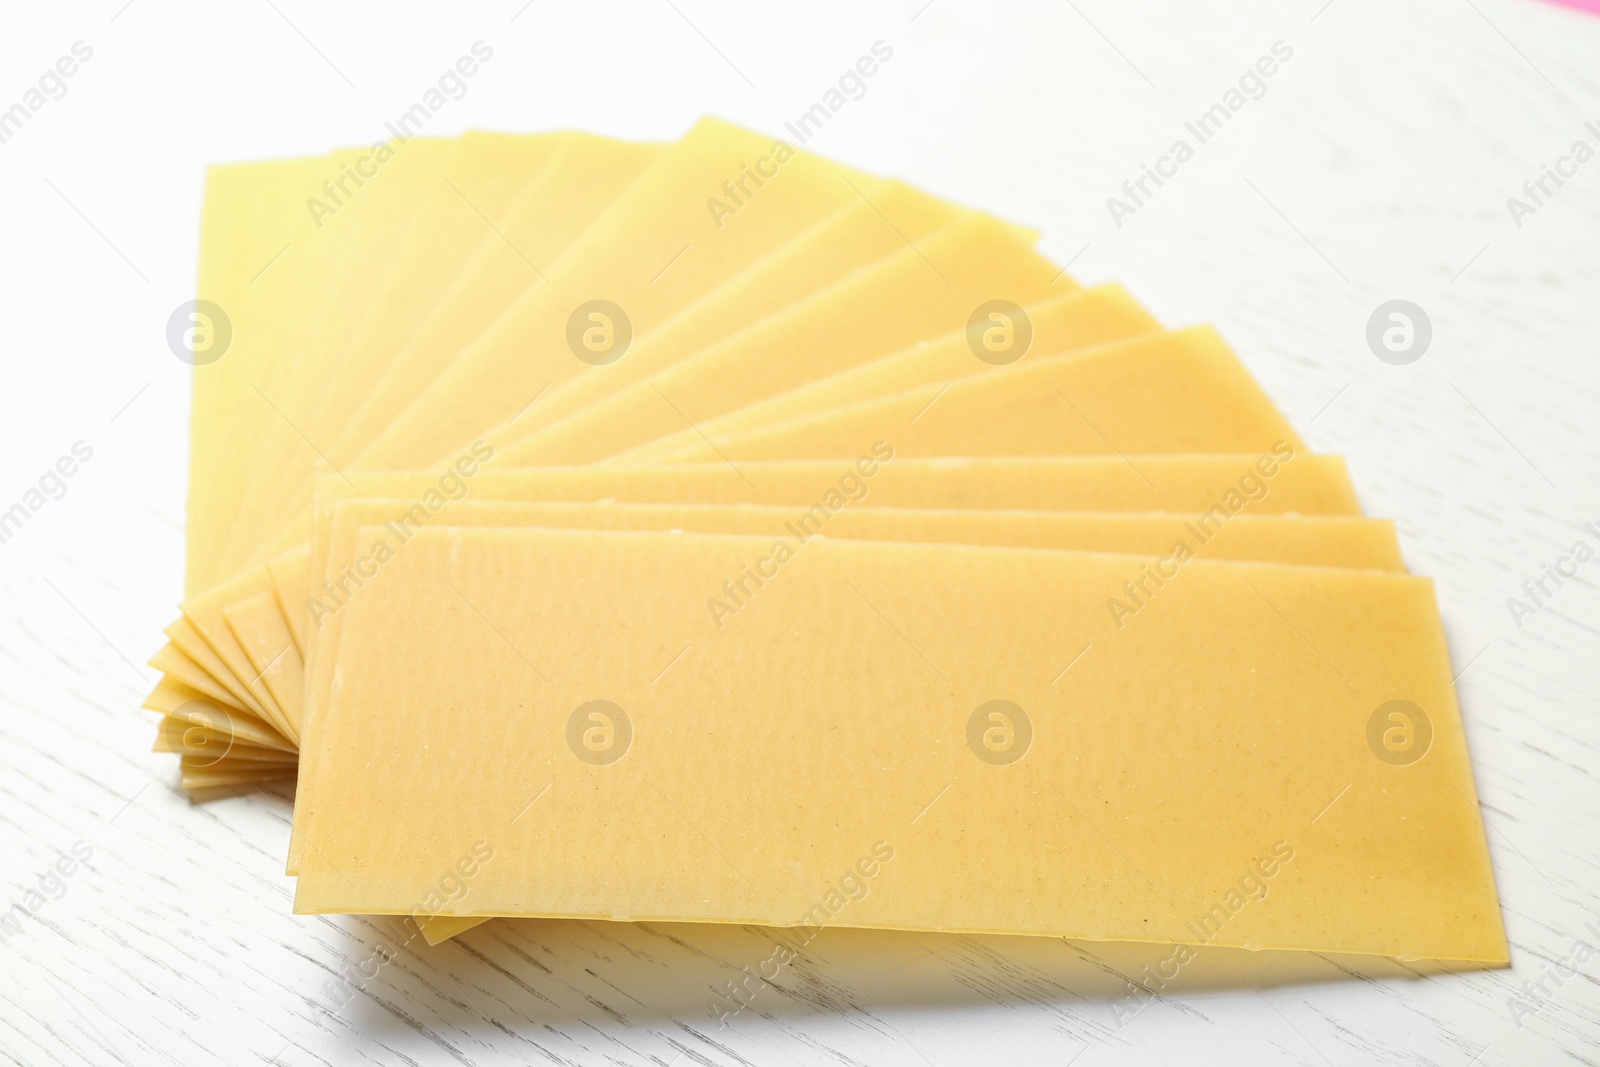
[[240, 132, 666, 564], [641, 326, 1301, 463], [249, 311, 1311, 743], [354, 117, 895, 471], [223, 132, 570, 573], [471, 180, 973, 450], [153, 119, 1505, 976], [296, 526, 1507, 964], [165, 135, 656, 743], [492, 214, 1068, 466], [293, 494, 1402, 940], [186, 142, 454, 597], [629, 283, 1160, 445], [159, 143, 458, 741], [286, 451, 1364, 873], [191, 122, 1064, 750]]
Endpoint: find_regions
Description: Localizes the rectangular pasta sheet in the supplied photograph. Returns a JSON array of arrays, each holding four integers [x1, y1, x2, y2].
[[251, 133, 665, 554], [327, 133, 665, 470], [640, 282, 1162, 446], [284, 449, 1362, 872], [497, 214, 1064, 466], [295, 526, 1506, 964], [480, 180, 970, 454], [223, 132, 568, 567], [357, 117, 886, 471], [188, 142, 453, 595], [162, 136, 663, 763], [643, 325, 1301, 463]]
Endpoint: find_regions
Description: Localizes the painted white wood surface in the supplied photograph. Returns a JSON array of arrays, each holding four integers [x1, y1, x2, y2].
[[2, 1, 1598, 1063]]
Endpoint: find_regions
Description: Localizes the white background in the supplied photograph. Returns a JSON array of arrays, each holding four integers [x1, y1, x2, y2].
[[2, 0, 1599, 1064]]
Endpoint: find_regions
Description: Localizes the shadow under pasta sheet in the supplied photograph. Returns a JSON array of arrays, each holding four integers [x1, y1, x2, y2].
[[319, 913, 1497, 1052]]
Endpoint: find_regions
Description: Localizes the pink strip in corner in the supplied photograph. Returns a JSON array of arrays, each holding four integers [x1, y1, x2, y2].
[[1537, 0, 1600, 15]]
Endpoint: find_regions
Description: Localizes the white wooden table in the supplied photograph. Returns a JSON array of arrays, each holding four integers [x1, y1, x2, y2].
[[3, 1, 1598, 1063]]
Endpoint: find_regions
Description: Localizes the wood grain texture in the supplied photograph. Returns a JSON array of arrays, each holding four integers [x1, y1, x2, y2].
[[1, 0, 1597, 1063]]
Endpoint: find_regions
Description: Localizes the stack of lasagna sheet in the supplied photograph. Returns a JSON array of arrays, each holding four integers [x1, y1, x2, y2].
[[147, 117, 1507, 964]]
